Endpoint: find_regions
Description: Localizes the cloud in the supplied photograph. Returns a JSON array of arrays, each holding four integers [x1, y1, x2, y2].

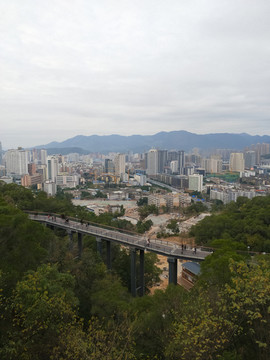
[[0, 0, 270, 148]]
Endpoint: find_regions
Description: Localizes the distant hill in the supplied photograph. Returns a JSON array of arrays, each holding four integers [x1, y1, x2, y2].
[[35, 131, 270, 154]]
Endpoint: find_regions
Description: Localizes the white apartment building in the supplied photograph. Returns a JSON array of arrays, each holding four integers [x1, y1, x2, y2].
[[170, 160, 178, 174], [134, 174, 147, 186], [43, 180, 57, 196], [146, 149, 158, 175], [188, 174, 203, 192], [47, 156, 59, 182], [203, 158, 222, 173], [5, 149, 29, 175], [229, 153, 244, 172], [210, 188, 259, 204], [114, 154, 126, 177]]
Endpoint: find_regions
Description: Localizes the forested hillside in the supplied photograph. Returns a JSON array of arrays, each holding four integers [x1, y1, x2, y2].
[[0, 182, 270, 359], [190, 196, 270, 252]]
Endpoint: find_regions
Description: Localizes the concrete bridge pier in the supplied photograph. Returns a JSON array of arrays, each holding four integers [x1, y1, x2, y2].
[[78, 232, 83, 258], [130, 248, 145, 297], [68, 230, 75, 250], [168, 257, 178, 285], [130, 248, 137, 297], [96, 237, 102, 257], [106, 240, 112, 270], [139, 249, 145, 297], [96, 237, 112, 271]]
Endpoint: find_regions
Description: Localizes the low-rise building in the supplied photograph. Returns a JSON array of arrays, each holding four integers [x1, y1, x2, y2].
[[180, 262, 201, 289], [21, 173, 43, 187], [56, 174, 80, 188], [43, 181, 57, 196]]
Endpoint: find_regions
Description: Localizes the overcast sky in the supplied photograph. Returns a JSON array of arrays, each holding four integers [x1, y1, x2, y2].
[[1, 0, 270, 149]]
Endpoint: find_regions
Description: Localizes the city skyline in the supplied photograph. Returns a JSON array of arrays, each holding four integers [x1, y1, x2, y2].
[[1, 0, 270, 149]]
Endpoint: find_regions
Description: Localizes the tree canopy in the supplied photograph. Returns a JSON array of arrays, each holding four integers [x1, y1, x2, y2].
[[1, 183, 270, 359]]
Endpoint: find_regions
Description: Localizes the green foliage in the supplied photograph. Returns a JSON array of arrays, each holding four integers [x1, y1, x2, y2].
[[95, 190, 107, 198], [184, 201, 208, 215], [166, 219, 179, 234], [90, 275, 131, 319], [1, 264, 83, 360], [112, 247, 161, 293], [80, 190, 93, 199], [61, 247, 107, 324], [190, 196, 270, 252], [138, 204, 159, 220], [211, 199, 225, 213], [223, 258, 270, 359], [198, 240, 246, 288], [165, 290, 236, 360], [132, 285, 189, 359], [137, 197, 148, 206], [136, 219, 153, 233], [0, 196, 58, 294], [1, 182, 270, 359], [86, 316, 136, 359]]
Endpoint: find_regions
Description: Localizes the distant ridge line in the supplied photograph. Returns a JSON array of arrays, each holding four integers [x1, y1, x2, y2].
[[34, 130, 270, 154]]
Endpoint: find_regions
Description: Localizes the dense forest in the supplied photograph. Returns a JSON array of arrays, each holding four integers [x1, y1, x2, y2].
[[0, 182, 270, 359], [190, 196, 270, 252]]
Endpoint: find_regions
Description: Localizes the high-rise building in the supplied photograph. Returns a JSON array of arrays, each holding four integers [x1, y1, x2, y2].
[[229, 153, 244, 172], [177, 150, 185, 174], [40, 149, 48, 165], [146, 149, 158, 175], [158, 150, 167, 173], [167, 151, 178, 162], [244, 143, 270, 164], [32, 149, 39, 163], [104, 159, 115, 173], [114, 154, 126, 177], [47, 156, 59, 182], [188, 174, 203, 192], [5, 149, 29, 175], [244, 151, 256, 169], [203, 157, 222, 173]]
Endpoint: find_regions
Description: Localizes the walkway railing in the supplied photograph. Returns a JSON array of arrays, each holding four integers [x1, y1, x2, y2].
[[26, 211, 212, 261]]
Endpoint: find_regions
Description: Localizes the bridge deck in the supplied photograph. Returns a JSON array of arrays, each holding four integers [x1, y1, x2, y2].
[[29, 214, 212, 261]]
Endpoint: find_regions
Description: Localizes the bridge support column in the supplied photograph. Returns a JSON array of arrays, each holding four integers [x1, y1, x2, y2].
[[130, 248, 137, 297], [139, 249, 145, 297], [106, 240, 112, 270], [68, 230, 74, 250], [96, 237, 102, 257], [78, 233, 83, 258], [168, 257, 178, 285]]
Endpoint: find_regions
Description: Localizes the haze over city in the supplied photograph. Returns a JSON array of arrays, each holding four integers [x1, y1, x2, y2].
[[1, 0, 270, 149]]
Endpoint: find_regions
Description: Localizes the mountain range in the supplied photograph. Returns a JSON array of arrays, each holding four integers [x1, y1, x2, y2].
[[35, 131, 270, 154]]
